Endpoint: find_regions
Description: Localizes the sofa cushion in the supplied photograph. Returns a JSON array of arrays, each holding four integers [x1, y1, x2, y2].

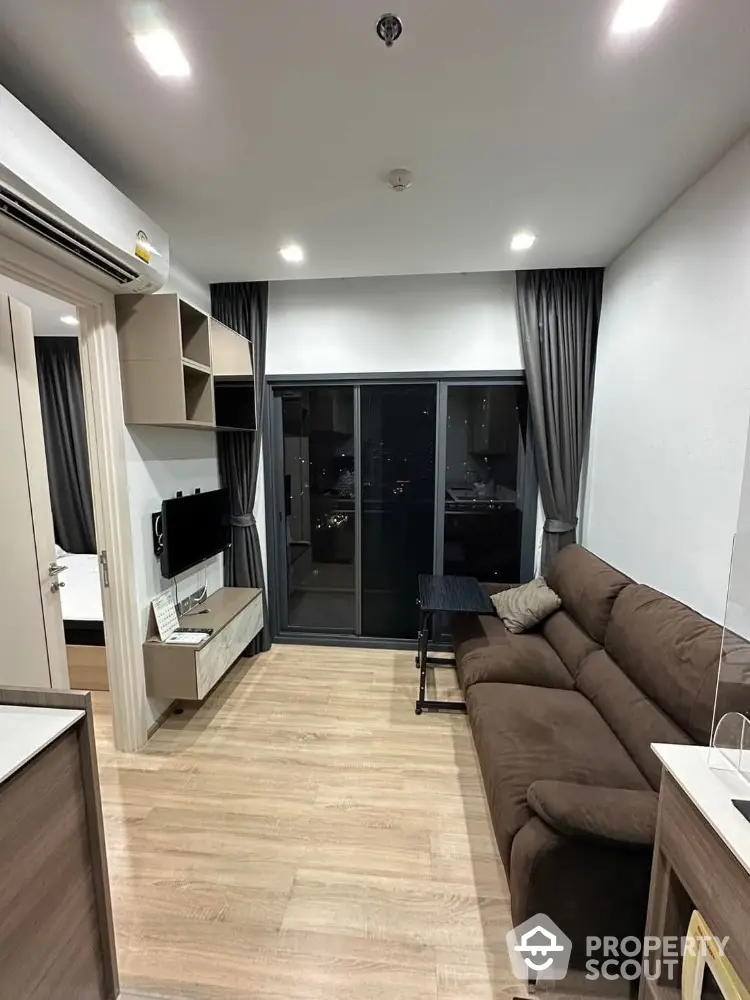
[[466, 682, 649, 866], [452, 613, 574, 692], [490, 577, 562, 634], [604, 585, 725, 743], [576, 649, 692, 789], [541, 609, 601, 679], [527, 781, 658, 847], [546, 545, 632, 644]]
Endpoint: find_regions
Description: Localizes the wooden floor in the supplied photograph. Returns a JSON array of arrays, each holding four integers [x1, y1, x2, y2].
[[93, 645, 526, 1000]]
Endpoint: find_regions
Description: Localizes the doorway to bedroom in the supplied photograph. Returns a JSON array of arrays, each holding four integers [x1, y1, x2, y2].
[[0, 274, 109, 692]]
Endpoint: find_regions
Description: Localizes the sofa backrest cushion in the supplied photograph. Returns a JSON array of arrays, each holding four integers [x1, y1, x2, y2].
[[604, 585, 723, 744], [576, 649, 692, 788], [546, 545, 633, 645], [541, 610, 600, 680]]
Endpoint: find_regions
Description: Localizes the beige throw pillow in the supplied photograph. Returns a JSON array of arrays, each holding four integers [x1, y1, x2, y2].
[[490, 578, 561, 634]]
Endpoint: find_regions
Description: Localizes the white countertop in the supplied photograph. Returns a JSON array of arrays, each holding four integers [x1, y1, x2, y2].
[[653, 742, 750, 876], [0, 705, 85, 785]]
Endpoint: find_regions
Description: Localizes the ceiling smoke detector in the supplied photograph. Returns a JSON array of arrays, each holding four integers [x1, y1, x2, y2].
[[387, 169, 413, 192], [376, 13, 403, 47]]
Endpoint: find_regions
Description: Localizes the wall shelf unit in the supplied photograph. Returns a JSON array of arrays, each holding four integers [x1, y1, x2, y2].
[[116, 293, 255, 431]]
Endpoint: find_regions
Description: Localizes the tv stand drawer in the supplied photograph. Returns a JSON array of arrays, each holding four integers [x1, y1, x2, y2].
[[195, 593, 263, 698]]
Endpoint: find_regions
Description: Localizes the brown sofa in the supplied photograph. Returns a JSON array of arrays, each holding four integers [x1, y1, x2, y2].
[[452, 545, 728, 969]]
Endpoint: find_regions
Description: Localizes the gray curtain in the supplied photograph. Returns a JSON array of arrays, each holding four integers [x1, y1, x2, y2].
[[35, 337, 96, 554], [210, 281, 270, 654], [515, 268, 604, 574]]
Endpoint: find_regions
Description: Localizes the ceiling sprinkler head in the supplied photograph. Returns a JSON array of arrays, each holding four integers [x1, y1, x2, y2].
[[387, 168, 413, 192], [376, 13, 403, 47]]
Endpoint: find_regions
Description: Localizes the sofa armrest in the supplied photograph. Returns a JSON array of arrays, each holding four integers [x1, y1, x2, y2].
[[527, 781, 658, 847]]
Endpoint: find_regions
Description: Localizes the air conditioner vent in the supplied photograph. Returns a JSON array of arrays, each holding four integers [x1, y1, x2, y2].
[[0, 184, 140, 285]]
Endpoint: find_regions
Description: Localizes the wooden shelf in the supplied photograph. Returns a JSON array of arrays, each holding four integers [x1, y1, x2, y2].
[[179, 300, 211, 368], [182, 357, 212, 374], [116, 295, 255, 431]]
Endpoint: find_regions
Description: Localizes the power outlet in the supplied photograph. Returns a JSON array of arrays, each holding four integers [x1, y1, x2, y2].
[[177, 597, 192, 616]]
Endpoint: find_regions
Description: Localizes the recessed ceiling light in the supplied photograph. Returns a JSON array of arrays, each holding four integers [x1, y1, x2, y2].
[[134, 27, 191, 78], [279, 244, 305, 264], [60, 314, 79, 326], [611, 0, 669, 35], [510, 231, 536, 252]]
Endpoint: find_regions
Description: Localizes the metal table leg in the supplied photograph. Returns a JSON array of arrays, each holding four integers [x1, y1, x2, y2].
[[415, 609, 466, 716]]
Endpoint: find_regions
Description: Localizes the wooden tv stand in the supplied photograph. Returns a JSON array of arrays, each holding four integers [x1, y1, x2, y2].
[[143, 587, 263, 700]]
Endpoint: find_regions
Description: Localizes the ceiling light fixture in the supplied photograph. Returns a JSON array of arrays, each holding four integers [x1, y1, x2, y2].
[[60, 314, 79, 326], [610, 0, 669, 35], [279, 244, 305, 264], [510, 231, 536, 252], [134, 27, 191, 78]]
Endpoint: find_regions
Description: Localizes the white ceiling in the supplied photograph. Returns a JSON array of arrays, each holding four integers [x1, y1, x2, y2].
[[0, 274, 77, 337], [0, 0, 749, 282]]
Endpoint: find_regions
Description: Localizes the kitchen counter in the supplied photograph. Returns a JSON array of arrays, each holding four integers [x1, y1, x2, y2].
[[0, 704, 84, 786], [0, 688, 118, 999], [652, 742, 750, 876]]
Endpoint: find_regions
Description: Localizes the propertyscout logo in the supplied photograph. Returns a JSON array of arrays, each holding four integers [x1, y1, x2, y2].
[[506, 914, 572, 981], [506, 913, 730, 984]]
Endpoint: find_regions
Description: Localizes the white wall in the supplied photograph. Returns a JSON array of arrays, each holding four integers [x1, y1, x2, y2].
[[582, 131, 750, 622], [124, 262, 220, 728], [161, 259, 211, 315], [267, 272, 521, 375]]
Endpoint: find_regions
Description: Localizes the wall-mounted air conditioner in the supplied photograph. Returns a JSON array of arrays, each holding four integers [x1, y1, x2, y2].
[[0, 86, 169, 293]]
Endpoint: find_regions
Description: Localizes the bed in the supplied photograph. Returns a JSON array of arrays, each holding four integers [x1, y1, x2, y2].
[[58, 546, 109, 691]]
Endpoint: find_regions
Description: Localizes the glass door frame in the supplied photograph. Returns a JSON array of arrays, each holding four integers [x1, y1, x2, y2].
[[264, 371, 537, 647]]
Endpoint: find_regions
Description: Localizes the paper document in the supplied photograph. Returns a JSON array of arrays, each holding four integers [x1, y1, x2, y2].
[[164, 632, 210, 645], [151, 590, 180, 641]]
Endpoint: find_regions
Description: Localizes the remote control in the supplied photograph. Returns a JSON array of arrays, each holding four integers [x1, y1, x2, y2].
[[175, 627, 214, 635]]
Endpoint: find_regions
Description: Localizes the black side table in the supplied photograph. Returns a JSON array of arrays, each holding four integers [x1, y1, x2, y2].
[[415, 574, 495, 715]]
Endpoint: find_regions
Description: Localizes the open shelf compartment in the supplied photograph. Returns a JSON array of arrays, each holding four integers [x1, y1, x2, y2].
[[180, 299, 211, 368], [184, 364, 215, 424]]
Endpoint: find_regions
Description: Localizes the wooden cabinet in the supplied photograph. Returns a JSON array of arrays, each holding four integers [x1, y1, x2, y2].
[[116, 294, 254, 431], [211, 319, 253, 378], [0, 692, 118, 999], [143, 587, 264, 700]]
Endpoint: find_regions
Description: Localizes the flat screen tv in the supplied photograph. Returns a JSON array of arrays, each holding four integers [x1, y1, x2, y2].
[[160, 488, 231, 579]]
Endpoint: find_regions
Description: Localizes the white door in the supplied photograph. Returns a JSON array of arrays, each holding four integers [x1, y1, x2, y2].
[[0, 294, 69, 688]]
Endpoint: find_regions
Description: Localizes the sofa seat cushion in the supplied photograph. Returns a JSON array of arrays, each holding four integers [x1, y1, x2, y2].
[[527, 781, 658, 847], [466, 683, 650, 867], [452, 613, 574, 692]]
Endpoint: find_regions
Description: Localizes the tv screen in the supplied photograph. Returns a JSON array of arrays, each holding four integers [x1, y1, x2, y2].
[[160, 488, 231, 579]]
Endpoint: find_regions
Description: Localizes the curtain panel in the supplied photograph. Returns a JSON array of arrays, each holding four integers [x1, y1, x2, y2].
[[210, 282, 271, 654], [515, 268, 604, 573], [35, 336, 96, 554]]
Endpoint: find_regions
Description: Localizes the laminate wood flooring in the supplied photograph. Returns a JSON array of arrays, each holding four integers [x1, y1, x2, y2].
[[92, 645, 574, 1000]]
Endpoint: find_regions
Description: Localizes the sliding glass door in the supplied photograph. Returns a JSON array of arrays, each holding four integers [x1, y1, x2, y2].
[[360, 384, 437, 639], [278, 387, 356, 632], [268, 376, 535, 643], [441, 384, 528, 583]]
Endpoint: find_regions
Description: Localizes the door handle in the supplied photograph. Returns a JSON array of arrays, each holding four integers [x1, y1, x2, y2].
[[51, 580, 66, 593], [49, 562, 68, 576]]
